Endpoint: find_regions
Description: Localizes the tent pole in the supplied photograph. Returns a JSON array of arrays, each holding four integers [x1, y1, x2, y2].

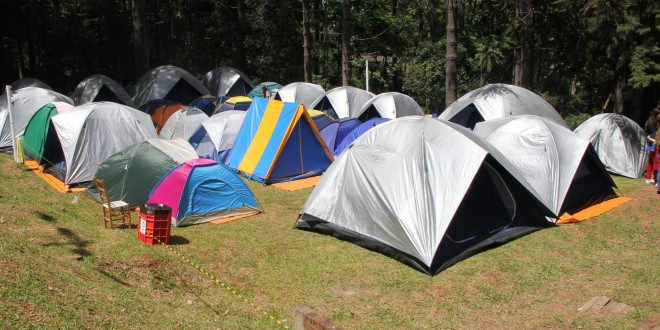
[[6, 85, 18, 162], [365, 60, 369, 93]]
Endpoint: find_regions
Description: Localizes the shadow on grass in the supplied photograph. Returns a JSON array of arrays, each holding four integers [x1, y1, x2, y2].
[[34, 211, 56, 222], [168, 235, 190, 245], [95, 268, 131, 287], [42, 227, 93, 257]]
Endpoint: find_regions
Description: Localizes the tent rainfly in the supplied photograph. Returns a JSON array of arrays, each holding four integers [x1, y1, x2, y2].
[[188, 110, 247, 163], [131, 65, 210, 107], [274, 82, 325, 109], [573, 113, 647, 178], [158, 106, 209, 141], [71, 74, 135, 107], [22, 102, 74, 162], [247, 82, 282, 99], [296, 116, 554, 275], [473, 115, 617, 218], [202, 66, 254, 98], [439, 83, 567, 129], [354, 92, 424, 122], [309, 86, 374, 119], [319, 118, 361, 155], [334, 117, 390, 156]]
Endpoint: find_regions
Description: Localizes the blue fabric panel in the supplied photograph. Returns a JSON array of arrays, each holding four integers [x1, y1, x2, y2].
[[225, 97, 268, 170], [269, 118, 332, 182], [312, 115, 333, 131], [335, 118, 361, 150], [320, 122, 340, 153], [334, 117, 390, 155], [251, 102, 299, 179]]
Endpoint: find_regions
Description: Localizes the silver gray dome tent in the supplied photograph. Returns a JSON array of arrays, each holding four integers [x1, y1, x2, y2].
[[296, 116, 553, 275], [274, 82, 325, 109], [439, 83, 567, 129], [354, 92, 424, 122], [574, 113, 647, 178], [130, 65, 210, 107], [309, 86, 374, 119], [72, 74, 135, 107], [202, 66, 254, 97]]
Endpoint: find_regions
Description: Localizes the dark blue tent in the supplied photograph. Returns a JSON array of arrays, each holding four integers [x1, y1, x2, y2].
[[320, 118, 361, 155], [334, 117, 390, 155]]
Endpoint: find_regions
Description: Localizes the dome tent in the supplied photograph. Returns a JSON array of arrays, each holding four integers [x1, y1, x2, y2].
[[309, 86, 374, 119], [88, 138, 198, 208], [188, 110, 247, 163], [158, 106, 209, 141], [0, 87, 73, 150], [71, 74, 135, 107], [202, 66, 254, 97], [274, 82, 325, 109], [473, 115, 617, 218], [47, 102, 157, 184], [130, 65, 210, 107], [22, 102, 74, 162], [573, 113, 647, 178], [334, 117, 390, 156], [247, 82, 282, 99], [148, 158, 262, 227], [439, 83, 567, 130], [354, 92, 424, 122], [319, 117, 361, 154], [296, 117, 554, 275]]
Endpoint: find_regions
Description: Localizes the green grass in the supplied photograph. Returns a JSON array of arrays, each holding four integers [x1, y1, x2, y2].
[[0, 153, 658, 329]]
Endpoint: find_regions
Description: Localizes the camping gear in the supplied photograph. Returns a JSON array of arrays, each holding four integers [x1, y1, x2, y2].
[[274, 82, 325, 109], [138, 204, 172, 245], [226, 98, 333, 184], [158, 106, 209, 140], [71, 74, 135, 107], [202, 66, 254, 97], [354, 92, 424, 122], [146, 101, 186, 134], [320, 118, 361, 154], [214, 96, 253, 114], [296, 117, 554, 276], [334, 117, 390, 155], [188, 110, 247, 163], [473, 115, 617, 218], [310, 86, 374, 119], [148, 158, 261, 227], [574, 113, 647, 178], [87, 138, 198, 207], [47, 102, 157, 185], [189, 95, 220, 116], [131, 65, 210, 107], [0, 87, 73, 150], [439, 83, 567, 129], [22, 102, 74, 162], [247, 82, 282, 99]]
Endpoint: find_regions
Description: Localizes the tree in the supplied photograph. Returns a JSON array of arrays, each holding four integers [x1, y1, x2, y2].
[[303, 0, 313, 82], [513, 0, 534, 88], [446, 0, 458, 107], [341, 0, 351, 86], [132, 0, 149, 80]]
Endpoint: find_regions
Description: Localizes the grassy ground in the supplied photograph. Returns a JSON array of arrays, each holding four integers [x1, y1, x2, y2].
[[0, 152, 658, 329]]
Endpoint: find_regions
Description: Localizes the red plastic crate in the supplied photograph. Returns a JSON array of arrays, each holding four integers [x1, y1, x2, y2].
[[138, 204, 172, 245]]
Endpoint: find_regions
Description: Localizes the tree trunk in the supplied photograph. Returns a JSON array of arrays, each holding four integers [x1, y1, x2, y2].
[[445, 0, 458, 107], [132, 0, 149, 80], [234, 0, 247, 71], [341, 0, 351, 86], [613, 78, 625, 114], [428, 0, 435, 40], [302, 0, 313, 82], [514, 0, 533, 89]]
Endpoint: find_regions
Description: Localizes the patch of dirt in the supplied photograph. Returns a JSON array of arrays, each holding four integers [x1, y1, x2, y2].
[[17, 302, 48, 326], [329, 287, 359, 297], [0, 261, 19, 271]]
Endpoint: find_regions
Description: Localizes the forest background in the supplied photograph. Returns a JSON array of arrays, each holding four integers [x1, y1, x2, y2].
[[0, 0, 657, 127]]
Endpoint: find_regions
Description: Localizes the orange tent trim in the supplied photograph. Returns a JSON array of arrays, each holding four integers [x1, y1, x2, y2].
[[24, 160, 86, 194], [557, 197, 631, 224]]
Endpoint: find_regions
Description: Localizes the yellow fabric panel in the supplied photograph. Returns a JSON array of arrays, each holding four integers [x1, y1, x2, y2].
[[262, 105, 305, 179], [238, 101, 286, 174]]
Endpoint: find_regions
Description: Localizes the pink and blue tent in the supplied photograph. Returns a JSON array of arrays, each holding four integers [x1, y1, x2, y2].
[[225, 97, 333, 184], [148, 158, 261, 227]]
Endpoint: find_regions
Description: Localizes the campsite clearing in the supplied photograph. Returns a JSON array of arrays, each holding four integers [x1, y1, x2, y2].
[[0, 153, 657, 329]]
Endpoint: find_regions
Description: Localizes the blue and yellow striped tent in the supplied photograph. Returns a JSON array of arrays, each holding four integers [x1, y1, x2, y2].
[[226, 97, 333, 184]]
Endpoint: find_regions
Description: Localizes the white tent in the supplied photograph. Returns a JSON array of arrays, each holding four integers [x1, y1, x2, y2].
[[72, 74, 135, 107], [474, 115, 617, 218], [296, 116, 553, 275], [439, 83, 567, 129], [574, 113, 647, 178], [159, 106, 209, 141], [189, 110, 247, 163], [0, 87, 73, 149], [309, 86, 374, 119], [130, 65, 210, 107], [354, 92, 424, 121], [202, 66, 254, 97], [274, 82, 325, 109], [49, 102, 157, 184]]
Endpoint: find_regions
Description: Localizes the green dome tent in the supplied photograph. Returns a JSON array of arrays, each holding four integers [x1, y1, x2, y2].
[[87, 138, 198, 208]]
